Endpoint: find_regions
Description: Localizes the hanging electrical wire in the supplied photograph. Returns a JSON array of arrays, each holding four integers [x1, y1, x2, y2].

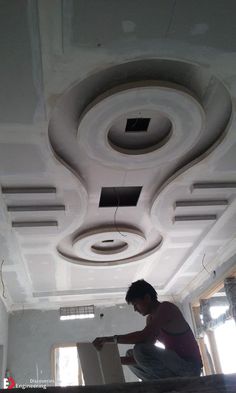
[[1, 259, 7, 299], [113, 188, 127, 237], [201, 253, 216, 278]]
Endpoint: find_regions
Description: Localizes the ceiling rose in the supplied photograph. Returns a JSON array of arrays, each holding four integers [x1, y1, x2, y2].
[[72, 227, 146, 262], [77, 82, 204, 169]]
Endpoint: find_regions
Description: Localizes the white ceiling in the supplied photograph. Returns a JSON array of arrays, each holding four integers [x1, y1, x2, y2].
[[1, 0, 236, 311]]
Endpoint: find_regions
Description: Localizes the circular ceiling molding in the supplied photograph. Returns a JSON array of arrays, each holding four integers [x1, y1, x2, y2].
[[72, 227, 146, 262], [49, 59, 232, 268], [57, 226, 163, 266], [77, 82, 205, 168], [49, 58, 232, 175], [92, 239, 128, 254]]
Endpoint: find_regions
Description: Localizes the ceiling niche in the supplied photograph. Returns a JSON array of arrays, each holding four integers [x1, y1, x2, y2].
[[108, 110, 172, 154], [99, 186, 142, 207], [92, 239, 128, 254], [125, 118, 150, 132]]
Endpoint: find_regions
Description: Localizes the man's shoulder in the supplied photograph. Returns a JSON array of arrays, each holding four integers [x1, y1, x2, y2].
[[158, 301, 180, 314], [160, 301, 176, 308], [149, 301, 181, 326]]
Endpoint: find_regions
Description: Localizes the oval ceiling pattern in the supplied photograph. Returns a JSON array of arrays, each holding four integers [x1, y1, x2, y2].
[[48, 59, 232, 266]]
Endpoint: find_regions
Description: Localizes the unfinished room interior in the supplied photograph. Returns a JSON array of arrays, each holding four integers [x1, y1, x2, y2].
[[1, 0, 236, 392]]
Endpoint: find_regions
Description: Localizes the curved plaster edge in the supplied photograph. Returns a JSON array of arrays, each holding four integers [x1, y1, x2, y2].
[[150, 112, 233, 230], [77, 83, 205, 169], [48, 117, 89, 240], [56, 235, 163, 267]]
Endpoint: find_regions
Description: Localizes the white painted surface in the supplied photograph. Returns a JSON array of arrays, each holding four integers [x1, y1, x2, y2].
[[77, 343, 103, 385], [77, 342, 125, 385]]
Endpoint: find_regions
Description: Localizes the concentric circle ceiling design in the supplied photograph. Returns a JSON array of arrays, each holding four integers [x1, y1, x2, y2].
[[48, 59, 232, 266], [73, 227, 147, 262], [78, 82, 204, 167], [57, 226, 162, 266], [73, 228, 145, 262]]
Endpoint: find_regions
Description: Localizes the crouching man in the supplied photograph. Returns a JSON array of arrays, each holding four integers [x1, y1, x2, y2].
[[93, 279, 202, 381]]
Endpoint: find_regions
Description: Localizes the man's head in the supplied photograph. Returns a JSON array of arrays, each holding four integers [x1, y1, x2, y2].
[[125, 279, 158, 315]]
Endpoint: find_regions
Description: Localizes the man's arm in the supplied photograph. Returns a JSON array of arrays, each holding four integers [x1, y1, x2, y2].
[[111, 303, 172, 345], [93, 302, 171, 350], [114, 327, 157, 345], [93, 321, 159, 350]]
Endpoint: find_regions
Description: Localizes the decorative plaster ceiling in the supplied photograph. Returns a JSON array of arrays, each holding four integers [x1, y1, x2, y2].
[[49, 60, 231, 270], [1, 0, 236, 311]]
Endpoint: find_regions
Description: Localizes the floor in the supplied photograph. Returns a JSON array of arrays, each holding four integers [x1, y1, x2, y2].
[[13, 373, 236, 393]]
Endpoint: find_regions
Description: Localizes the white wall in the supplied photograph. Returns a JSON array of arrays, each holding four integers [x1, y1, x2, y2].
[[0, 297, 8, 388], [8, 304, 145, 386]]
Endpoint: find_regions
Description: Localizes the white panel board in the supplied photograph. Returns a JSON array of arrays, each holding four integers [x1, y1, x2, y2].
[[77, 342, 125, 385]]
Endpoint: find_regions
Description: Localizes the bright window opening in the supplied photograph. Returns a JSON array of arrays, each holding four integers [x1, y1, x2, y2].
[[54, 346, 84, 386], [210, 305, 236, 374], [155, 341, 165, 349], [210, 305, 229, 319]]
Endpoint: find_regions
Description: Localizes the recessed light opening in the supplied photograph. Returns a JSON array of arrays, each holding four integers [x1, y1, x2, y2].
[[125, 118, 150, 132], [108, 112, 172, 154], [92, 239, 128, 254], [99, 186, 142, 207]]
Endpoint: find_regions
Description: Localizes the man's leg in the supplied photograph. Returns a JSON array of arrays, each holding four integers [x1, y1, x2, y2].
[[125, 349, 156, 381], [127, 344, 201, 381], [126, 347, 175, 381]]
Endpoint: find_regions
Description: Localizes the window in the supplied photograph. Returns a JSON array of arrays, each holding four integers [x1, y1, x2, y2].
[[192, 275, 236, 376], [210, 305, 236, 374]]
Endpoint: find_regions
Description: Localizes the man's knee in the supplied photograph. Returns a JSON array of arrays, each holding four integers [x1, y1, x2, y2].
[[126, 348, 133, 357], [133, 343, 150, 361]]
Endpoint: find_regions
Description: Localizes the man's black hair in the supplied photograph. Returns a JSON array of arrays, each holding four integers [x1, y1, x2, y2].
[[125, 279, 157, 303]]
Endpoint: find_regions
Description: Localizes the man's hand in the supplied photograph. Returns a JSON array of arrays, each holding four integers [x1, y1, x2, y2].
[[93, 336, 115, 350]]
